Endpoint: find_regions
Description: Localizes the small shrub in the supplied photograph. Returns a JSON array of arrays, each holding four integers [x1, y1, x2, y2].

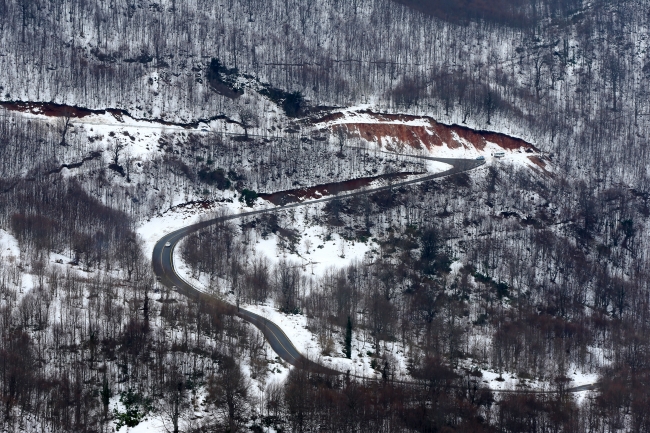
[[239, 189, 258, 207]]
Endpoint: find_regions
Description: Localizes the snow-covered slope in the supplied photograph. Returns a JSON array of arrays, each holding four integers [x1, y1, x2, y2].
[[313, 107, 550, 172], [314, 108, 538, 154]]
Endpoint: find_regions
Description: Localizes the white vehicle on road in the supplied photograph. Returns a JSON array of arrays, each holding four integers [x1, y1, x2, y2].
[[164, 241, 171, 247]]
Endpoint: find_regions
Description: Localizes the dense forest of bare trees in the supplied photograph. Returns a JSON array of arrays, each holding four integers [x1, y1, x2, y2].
[[175, 154, 650, 431], [2, 0, 650, 187], [0, 247, 266, 431], [5, 108, 649, 430], [2, 0, 650, 431]]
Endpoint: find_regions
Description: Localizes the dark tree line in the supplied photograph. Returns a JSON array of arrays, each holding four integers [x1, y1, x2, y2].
[[0, 176, 135, 272]]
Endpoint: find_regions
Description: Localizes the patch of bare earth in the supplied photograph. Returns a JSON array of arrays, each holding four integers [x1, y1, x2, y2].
[[315, 110, 538, 153], [0, 101, 123, 119], [259, 171, 424, 205], [527, 155, 554, 177], [527, 155, 546, 169]]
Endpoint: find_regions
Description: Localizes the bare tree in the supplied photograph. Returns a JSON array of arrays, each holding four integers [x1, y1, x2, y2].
[[156, 362, 189, 433], [58, 108, 73, 146], [111, 140, 125, 166], [208, 355, 250, 432], [335, 125, 347, 154], [238, 108, 258, 139]]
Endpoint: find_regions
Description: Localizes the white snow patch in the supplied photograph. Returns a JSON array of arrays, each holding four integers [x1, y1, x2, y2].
[[0, 229, 20, 260], [252, 227, 375, 278]]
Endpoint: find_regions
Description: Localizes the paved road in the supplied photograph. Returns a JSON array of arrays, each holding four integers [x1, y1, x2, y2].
[[151, 155, 597, 392], [153, 156, 483, 374]]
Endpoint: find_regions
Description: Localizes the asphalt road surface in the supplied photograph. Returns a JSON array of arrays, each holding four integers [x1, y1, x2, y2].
[[152, 155, 596, 392], [153, 156, 481, 373], [152, 155, 597, 393]]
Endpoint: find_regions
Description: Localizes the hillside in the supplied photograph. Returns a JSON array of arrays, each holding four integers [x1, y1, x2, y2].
[[1, 1, 650, 432]]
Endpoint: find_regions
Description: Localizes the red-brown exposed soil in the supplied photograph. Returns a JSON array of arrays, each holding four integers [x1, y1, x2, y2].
[[0, 101, 112, 118], [316, 110, 538, 153], [527, 155, 553, 177], [0, 101, 241, 129], [527, 155, 547, 169], [259, 171, 424, 205], [480, 130, 535, 151]]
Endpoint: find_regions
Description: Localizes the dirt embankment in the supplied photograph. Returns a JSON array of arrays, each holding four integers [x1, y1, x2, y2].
[[0, 101, 241, 128], [0, 101, 118, 118], [527, 155, 547, 169], [259, 171, 423, 205], [314, 110, 538, 153]]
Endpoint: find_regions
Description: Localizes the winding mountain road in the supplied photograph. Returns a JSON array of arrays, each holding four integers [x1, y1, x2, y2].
[[151, 155, 596, 392], [153, 156, 481, 371]]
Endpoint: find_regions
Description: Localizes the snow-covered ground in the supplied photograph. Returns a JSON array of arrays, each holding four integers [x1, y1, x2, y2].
[[137, 205, 214, 262], [175, 246, 413, 381], [242, 300, 411, 380], [168, 196, 415, 380], [0, 229, 35, 297], [0, 229, 20, 261], [253, 227, 373, 277], [0, 106, 579, 433], [170, 205, 599, 391], [16, 108, 246, 160], [458, 362, 598, 395]]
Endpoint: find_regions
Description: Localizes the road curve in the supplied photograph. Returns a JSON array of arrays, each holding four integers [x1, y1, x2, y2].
[[151, 155, 598, 392], [152, 156, 483, 375]]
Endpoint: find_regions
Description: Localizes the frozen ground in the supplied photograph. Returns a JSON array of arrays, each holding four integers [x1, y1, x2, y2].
[[13, 101, 255, 143], [0, 228, 20, 261], [1, 107, 572, 433], [136, 191, 274, 259], [163, 157, 569, 391], [168, 197, 414, 380], [460, 364, 598, 395], [253, 227, 373, 277], [137, 204, 213, 262], [0, 229, 34, 298]]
